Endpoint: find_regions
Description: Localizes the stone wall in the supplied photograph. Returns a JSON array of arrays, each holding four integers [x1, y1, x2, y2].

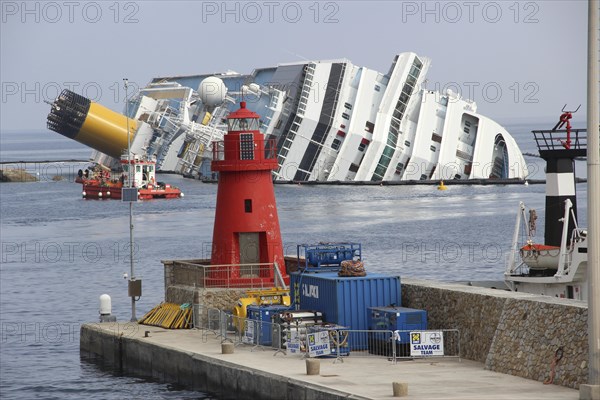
[[165, 286, 248, 312], [163, 259, 246, 310], [486, 297, 588, 388], [401, 278, 588, 389]]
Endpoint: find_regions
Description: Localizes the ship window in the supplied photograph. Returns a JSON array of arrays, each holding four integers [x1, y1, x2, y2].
[[331, 138, 341, 151], [430, 145, 436, 152], [342, 113, 350, 120], [420, 174, 428, 180], [365, 121, 375, 133], [399, 92, 409, 105], [409, 65, 421, 79], [358, 142, 366, 152], [382, 146, 395, 158], [404, 140, 411, 147], [454, 174, 462, 180], [244, 199, 252, 213], [240, 133, 255, 160], [374, 85, 381, 92], [463, 127, 470, 134], [344, 102, 353, 110], [465, 120, 471, 127], [275, 119, 282, 129], [349, 163, 360, 173], [136, 166, 141, 173], [414, 57, 423, 69]]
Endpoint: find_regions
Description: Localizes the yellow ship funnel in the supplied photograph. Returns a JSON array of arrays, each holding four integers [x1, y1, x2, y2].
[[47, 89, 137, 159]]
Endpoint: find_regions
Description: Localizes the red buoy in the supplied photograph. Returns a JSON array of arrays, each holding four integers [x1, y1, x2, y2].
[[209, 101, 288, 287]]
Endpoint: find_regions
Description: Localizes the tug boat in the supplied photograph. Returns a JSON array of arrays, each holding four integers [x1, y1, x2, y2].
[[504, 110, 588, 300], [77, 154, 183, 200], [506, 199, 588, 300]]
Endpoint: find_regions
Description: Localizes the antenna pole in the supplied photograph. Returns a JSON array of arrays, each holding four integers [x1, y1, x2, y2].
[[124, 78, 137, 323]]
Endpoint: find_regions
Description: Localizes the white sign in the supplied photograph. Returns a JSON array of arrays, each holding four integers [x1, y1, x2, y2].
[[307, 331, 331, 357], [410, 331, 444, 357], [243, 321, 255, 344], [286, 330, 301, 354]]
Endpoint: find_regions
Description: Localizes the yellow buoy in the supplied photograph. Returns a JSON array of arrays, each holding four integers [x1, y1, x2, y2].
[[437, 180, 448, 190]]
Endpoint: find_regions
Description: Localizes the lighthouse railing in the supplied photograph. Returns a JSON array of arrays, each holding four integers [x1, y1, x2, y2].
[[532, 129, 587, 151], [203, 262, 279, 288]]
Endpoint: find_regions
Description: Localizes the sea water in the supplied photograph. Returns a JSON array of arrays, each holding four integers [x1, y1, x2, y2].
[[0, 124, 588, 399]]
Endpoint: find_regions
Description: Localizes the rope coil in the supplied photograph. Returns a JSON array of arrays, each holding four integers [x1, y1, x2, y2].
[[338, 260, 366, 277]]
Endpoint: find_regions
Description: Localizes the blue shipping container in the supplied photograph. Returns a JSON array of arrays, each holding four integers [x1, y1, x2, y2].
[[290, 272, 401, 332]]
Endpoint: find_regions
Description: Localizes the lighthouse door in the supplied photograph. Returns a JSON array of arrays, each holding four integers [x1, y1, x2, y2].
[[239, 232, 260, 277]]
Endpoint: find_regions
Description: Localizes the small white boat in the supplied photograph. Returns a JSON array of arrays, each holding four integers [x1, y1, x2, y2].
[[519, 243, 561, 270], [505, 199, 588, 300]]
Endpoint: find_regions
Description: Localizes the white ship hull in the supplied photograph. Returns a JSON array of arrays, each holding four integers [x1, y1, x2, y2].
[[93, 53, 529, 182]]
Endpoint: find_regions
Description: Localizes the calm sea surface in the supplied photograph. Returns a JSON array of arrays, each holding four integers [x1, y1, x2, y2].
[[0, 123, 588, 399]]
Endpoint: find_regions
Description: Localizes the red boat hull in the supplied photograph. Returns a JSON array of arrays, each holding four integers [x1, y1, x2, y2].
[[80, 180, 182, 200]]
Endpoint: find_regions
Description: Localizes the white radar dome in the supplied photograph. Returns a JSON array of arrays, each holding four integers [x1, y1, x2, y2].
[[99, 294, 112, 315], [199, 77, 227, 106]]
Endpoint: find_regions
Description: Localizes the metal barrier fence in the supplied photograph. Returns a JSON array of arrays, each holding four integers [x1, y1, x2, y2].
[[192, 305, 460, 362]]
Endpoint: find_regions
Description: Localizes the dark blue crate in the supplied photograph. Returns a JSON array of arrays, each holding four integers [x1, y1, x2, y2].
[[367, 306, 427, 343]]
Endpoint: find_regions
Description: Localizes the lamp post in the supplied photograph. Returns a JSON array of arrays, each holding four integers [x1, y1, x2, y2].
[[583, 1, 599, 399], [124, 78, 137, 322]]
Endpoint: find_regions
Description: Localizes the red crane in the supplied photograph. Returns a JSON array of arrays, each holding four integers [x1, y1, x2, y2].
[[552, 104, 581, 149]]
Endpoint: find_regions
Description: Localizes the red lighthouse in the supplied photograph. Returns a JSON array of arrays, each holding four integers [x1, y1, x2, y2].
[[209, 101, 288, 287]]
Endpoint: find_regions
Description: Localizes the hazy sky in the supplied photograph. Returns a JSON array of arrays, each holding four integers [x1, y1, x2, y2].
[[0, 0, 591, 133]]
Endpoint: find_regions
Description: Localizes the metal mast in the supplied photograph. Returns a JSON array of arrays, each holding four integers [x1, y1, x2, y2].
[[583, 0, 599, 398], [124, 78, 137, 323]]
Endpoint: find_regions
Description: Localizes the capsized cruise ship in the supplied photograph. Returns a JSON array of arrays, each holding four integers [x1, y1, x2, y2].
[[47, 53, 529, 181]]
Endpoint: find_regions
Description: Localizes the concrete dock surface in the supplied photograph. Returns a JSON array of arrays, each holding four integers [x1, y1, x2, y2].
[[84, 323, 579, 399]]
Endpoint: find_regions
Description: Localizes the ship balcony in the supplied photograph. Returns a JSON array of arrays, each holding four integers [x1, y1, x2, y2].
[[211, 138, 278, 172], [533, 129, 587, 158]]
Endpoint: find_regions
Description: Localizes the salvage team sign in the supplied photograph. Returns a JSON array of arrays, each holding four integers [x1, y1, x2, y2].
[[307, 331, 331, 357], [410, 331, 444, 356]]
